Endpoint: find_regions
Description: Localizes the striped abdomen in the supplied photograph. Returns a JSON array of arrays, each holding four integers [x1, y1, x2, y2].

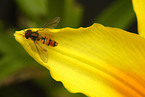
[[39, 36, 58, 47]]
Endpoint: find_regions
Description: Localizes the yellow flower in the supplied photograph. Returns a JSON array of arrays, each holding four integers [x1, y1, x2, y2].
[[14, 0, 145, 97]]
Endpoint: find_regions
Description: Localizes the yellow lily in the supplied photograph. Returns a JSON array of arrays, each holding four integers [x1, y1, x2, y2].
[[14, 0, 145, 97]]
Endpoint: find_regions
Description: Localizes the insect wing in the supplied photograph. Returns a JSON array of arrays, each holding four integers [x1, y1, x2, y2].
[[41, 17, 60, 29], [27, 40, 48, 63], [35, 42, 48, 63]]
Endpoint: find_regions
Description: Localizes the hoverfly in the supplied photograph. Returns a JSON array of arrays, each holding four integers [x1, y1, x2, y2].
[[25, 17, 60, 63]]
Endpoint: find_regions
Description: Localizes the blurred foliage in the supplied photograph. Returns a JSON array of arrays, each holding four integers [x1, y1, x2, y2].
[[15, 0, 83, 28], [0, 0, 135, 97], [96, 0, 135, 29]]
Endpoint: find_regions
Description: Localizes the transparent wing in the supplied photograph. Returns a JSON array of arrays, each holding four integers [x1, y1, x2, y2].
[[28, 41, 48, 63], [35, 42, 48, 63], [41, 17, 60, 29]]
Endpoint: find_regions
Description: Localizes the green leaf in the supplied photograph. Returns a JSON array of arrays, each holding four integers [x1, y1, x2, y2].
[[15, 0, 49, 20], [63, 0, 83, 28], [48, 0, 83, 28], [95, 0, 135, 29]]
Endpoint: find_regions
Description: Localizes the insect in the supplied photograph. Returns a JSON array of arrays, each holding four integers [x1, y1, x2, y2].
[[24, 17, 60, 63]]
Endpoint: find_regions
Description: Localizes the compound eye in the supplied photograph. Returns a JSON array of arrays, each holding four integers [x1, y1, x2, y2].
[[25, 30, 32, 39]]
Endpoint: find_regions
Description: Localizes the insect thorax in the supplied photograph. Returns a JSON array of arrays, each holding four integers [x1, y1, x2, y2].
[[30, 32, 39, 41]]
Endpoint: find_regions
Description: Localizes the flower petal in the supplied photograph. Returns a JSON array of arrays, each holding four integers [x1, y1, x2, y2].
[[132, 0, 145, 37], [14, 23, 145, 97]]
